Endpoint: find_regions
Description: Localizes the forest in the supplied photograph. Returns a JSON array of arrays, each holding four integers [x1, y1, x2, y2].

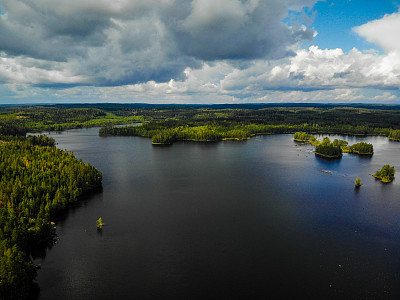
[[0, 106, 144, 136], [2, 104, 400, 141], [95, 105, 400, 144], [0, 135, 102, 299], [99, 120, 392, 145]]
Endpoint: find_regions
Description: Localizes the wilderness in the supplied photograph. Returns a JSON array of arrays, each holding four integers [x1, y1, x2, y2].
[[1, 103, 400, 299]]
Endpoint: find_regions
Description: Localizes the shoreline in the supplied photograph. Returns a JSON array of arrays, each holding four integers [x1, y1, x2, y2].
[[314, 152, 342, 159], [372, 175, 394, 183]]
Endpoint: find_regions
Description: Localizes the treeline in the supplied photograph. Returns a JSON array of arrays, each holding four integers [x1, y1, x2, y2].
[[0, 107, 144, 136], [100, 121, 392, 145], [151, 126, 250, 144], [0, 137, 102, 299], [99, 122, 295, 144], [2, 104, 400, 138], [345, 142, 374, 155], [100, 122, 251, 144], [389, 130, 400, 141], [294, 132, 314, 142], [0, 123, 28, 137], [18, 108, 106, 123], [85, 104, 400, 129]]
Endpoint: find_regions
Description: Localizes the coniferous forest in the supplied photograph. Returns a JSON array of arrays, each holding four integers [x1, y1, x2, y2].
[[0, 135, 102, 299], [2, 104, 400, 140]]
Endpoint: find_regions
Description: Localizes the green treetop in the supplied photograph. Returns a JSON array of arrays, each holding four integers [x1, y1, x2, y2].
[[96, 217, 104, 228], [373, 165, 395, 183]]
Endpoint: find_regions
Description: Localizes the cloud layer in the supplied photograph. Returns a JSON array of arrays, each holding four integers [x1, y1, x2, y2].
[[0, 0, 399, 103], [0, 0, 316, 86]]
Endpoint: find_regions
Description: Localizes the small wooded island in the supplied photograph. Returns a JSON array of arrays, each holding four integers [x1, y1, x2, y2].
[[293, 132, 374, 158], [293, 131, 315, 142], [373, 165, 396, 183], [343, 142, 374, 155], [96, 217, 105, 228], [355, 177, 362, 188], [314, 138, 343, 158]]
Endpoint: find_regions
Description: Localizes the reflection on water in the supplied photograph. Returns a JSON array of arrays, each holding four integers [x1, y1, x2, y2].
[[34, 128, 400, 299], [30, 239, 56, 261]]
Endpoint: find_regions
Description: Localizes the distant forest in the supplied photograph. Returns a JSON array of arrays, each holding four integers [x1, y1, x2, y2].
[[96, 104, 400, 144], [2, 103, 400, 137], [2, 103, 400, 143]]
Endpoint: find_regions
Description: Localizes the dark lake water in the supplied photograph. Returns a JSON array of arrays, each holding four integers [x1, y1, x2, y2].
[[34, 128, 400, 299]]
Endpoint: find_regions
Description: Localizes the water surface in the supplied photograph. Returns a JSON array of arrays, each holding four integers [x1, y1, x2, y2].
[[35, 129, 400, 299]]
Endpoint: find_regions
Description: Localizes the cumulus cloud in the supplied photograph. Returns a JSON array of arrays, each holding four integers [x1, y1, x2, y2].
[[204, 46, 400, 96], [0, 0, 317, 87], [175, 0, 315, 60], [354, 11, 400, 53], [86, 45, 400, 103], [1, 0, 399, 104], [0, 54, 89, 85]]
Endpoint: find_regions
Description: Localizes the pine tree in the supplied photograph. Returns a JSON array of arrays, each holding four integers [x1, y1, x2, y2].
[[355, 177, 362, 188]]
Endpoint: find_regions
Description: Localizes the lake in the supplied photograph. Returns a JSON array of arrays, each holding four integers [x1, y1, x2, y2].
[[34, 128, 400, 299]]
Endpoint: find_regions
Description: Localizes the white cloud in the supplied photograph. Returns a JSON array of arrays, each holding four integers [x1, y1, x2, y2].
[[0, 0, 317, 87], [177, 0, 316, 60], [354, 11, 400, 53], [2, 44, 400, 104], [0, 54, 88, 85], [0, 0, 399, 104], [217, 46, 400, 93]]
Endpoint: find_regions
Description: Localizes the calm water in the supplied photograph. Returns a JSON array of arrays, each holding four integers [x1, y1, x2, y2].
[[34, 128, 400, 299]]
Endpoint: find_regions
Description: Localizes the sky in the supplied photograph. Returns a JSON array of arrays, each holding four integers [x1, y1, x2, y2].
[[1, 0, 400, 104]]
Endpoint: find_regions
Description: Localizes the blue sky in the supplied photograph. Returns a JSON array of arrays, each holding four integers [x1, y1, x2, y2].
[[310, 0, 400, 52], [0, 0, 400, 104]]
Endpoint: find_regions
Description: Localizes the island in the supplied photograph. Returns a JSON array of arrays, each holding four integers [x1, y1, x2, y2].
[[389, 130, 400, 141], [373, 165, 396, 183], [293, 134, 344, 158], [293, 132, 374, 156], [314, 137, 343, 158], [96, 217, 105, 228], [355, 177, 362, 188], [294, 131, 313, 142], [342, 142, 374, 155]]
